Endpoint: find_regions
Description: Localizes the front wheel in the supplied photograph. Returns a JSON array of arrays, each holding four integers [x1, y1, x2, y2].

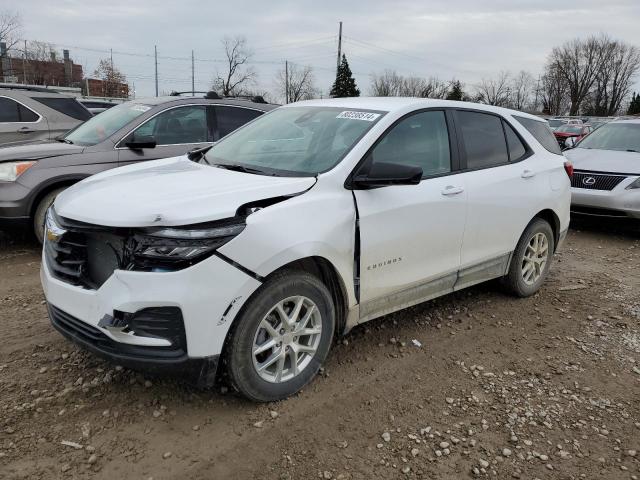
[[33, 187, 66, 244], [226, 270, 335, 402], [502, 218, 555, 297]]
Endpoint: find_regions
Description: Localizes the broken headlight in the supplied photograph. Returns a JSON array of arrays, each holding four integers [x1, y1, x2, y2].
[[131, 221, 245, 271]]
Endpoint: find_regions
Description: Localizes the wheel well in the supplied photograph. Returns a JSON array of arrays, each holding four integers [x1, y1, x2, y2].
[[269, 257, 349, 337], [533, 209, 560, 251], [29, 180, 80, 219]]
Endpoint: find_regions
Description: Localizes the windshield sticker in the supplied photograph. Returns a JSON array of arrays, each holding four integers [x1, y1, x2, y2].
[[131, 105, 151, 112], [336, 111, 381, 121]]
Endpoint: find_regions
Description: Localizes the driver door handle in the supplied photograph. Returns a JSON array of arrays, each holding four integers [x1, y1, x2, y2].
[[17, 127, 35, 134], [521, 169, 536, 179], [441, 185, 464, 196]]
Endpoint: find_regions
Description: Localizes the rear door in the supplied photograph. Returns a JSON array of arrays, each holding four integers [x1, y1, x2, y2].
[[118, 104, 212, 166], [354, 109, 467, 321], [27, 96, 92, 138], [454, 109, 545, 282], [0, 96, 48, 144]]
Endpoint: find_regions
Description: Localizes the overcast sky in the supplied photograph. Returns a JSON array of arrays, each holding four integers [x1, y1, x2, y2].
[[13, 0, 640, 100]]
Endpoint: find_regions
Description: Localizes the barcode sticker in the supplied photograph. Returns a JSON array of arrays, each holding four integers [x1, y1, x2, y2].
[[336, 111, 381, 121]]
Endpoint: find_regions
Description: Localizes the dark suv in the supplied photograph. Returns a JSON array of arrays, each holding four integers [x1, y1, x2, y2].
[[0, 93, 276, 242]]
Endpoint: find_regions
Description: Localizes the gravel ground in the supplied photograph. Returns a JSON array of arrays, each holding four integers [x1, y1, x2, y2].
[[0, 218, 639, 480]]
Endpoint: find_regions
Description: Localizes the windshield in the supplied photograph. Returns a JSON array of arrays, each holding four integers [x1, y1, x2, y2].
[[63, 103, 152, 146], [577, 123, 640, 152], [556, 125, 583, 134], [204, 106, 385, 176], [547, 119, 564, 128]]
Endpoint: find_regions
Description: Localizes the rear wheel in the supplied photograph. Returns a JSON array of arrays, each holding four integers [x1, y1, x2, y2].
[[226, 271, 335, 402], [502, 218, 554, 297], [33, 187, 66, 244]]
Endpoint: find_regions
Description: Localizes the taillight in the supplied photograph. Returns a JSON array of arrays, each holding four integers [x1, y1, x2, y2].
[[564, 161, 574, 178]]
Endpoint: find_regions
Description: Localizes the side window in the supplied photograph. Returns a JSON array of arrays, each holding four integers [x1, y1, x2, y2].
[[0, 98, 21, 122], [503, 122, 527, 161], [514, 115, 562, 155], [215, 106, 262, 139], [133, 105, 208, 145], [369, 110, 451, 178], [457, 111, 508, 169], [31, 97, 92, 121]]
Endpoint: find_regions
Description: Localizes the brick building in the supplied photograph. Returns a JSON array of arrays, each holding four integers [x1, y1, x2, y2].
[[0, 43, 83, 87]]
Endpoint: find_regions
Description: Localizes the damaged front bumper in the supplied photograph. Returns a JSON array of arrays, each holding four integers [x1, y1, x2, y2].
[[41, 248, 262, 385]]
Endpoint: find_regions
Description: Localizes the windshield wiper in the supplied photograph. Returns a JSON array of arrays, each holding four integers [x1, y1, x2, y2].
[[55, 137, 73, 144], [626, 149, 638, 153], [212, 163, 272, 175], [187, 145, 213, 163]]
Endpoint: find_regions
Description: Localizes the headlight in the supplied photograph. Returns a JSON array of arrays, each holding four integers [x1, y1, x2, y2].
[[131, 222, 245, 271], [626, 177, 640, 190], [0, 161, 36, 181]]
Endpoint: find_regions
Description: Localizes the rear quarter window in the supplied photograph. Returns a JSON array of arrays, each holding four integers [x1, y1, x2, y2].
[[514, 116, 562, 155], [31, 97, 92, 121]]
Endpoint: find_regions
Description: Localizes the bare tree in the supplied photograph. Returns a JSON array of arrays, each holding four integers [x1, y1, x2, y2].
[[510, 70, 535, 111], [276, 63, 317, 103], [540, 62, 568, 115], [94, 58, 128, 97], [475, 71, 511, 106], [548, 35, 609, 115], [370, 70, 449, 98], [0, 9, 21, 51], [586, 39, 640, 116], [369, 70, 404, 96], [214, 36, 256, 96], [23, 41, 58, 85]]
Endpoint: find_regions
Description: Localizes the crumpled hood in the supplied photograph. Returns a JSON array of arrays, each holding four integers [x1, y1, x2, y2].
[[0, 140, 84, 162], [564, 148, 640, 175], [54, 156, 317, 227]]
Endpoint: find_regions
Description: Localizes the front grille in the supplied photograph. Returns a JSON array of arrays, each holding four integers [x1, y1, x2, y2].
[[571, 171, 627, 191], [48, 304, 187, 360], [45, 215, 125, 289]]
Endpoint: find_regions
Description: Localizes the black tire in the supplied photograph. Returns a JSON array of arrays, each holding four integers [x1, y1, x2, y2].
[[33, 187, 66, 244], [502, 218, 555, 297], [226, 270, 335, 402]]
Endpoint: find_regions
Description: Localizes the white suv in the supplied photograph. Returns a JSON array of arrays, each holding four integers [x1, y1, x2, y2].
[[41, 98, 571, 401]]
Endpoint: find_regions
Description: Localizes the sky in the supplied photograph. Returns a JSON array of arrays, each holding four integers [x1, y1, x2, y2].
[[11, 0, 640, 101]]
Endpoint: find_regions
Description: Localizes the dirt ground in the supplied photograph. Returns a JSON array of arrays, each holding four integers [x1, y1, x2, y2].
[[1, 218, 639, 480]]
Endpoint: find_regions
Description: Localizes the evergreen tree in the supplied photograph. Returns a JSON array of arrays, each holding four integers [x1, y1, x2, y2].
[[330, 54, 360, 97], [446, 80, 464, 101], [628, 92, 640, 115]]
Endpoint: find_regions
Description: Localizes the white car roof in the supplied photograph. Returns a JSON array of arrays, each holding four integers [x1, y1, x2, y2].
[[611, 118, 640, 125], [284, 97, 541, 122]]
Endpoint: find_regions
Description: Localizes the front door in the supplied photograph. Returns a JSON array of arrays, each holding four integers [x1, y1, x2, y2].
[[354, 110, 467, 321], [117, 104, 212, 166]]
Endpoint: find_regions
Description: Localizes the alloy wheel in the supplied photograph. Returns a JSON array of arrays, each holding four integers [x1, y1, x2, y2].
[[521, 232, 549, 285], [252, 296, 322, 383]]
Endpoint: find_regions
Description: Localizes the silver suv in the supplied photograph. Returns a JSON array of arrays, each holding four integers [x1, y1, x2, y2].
[[0, 85, 92, 145]]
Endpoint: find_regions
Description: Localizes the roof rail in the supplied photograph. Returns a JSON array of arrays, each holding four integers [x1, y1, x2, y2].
[[0, 83, 52, 93], [223, 94, 268, 104], [169, 90, 212, 97]]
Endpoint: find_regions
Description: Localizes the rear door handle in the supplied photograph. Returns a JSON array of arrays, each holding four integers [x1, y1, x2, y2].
[[521, 169, 536, 179], [441, 185, 464, 196], [17, 127, 35, 134]]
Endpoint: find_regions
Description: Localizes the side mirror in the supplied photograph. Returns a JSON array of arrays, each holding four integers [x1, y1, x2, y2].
[[351, 161, 423, 189], [563, 137, 577, 150], [125, 135, 157, 150]]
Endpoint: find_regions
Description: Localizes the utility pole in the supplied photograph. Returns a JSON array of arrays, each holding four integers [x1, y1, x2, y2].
[[285, 60, 289, 104], [534, 74, 541, 112], [336, 21, 343, 74], [110, 48, 113, 69], [191, 50, 195, 96], [23, 40, 27, 84], [154, 45, 158, 97]]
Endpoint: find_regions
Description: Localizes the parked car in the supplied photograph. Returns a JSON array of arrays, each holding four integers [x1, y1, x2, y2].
[[0, 93, 276, 242], [41, 98, 571, 401], [546, 118, 567, 131], [554, 124, 592, 149], [563, 119, 640, 219], [78, 99, 119, 115], [0, 85, 92, 145]]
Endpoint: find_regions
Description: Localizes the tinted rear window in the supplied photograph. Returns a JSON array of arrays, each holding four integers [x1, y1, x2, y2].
[[0, 97, 20, 122], [457, 110, 508, 169], [504, 122, 527, 161], [514, 116, 562, 155], [31, 97, 92, 121], [215, 106, 263, 138]]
